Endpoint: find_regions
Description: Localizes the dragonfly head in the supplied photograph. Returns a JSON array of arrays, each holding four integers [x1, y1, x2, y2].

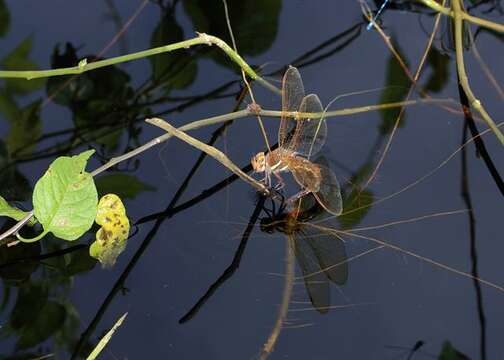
[[251, 152, 266, 172]]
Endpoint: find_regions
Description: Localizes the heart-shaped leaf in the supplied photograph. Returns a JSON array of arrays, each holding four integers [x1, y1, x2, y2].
[[28, 150, 98, 242]]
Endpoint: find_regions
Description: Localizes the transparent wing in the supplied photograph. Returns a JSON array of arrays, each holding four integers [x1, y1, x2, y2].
[[286, 93, 327, 158], [290, 158, 322, 194], [290, 158, 342, 216], [290, 193, 321, 220], [302, 226, 348, 285], [290, 233, 330, 314], [278, 66, 305, 148], [313, 158, 343, 216]]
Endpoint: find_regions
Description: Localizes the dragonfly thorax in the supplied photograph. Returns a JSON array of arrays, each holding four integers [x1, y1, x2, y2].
[[251, 150, 290, 174]]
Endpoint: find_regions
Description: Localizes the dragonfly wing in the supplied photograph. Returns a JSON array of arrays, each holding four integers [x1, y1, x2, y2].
[[290, 193, 321, 220], [290, 159, 322, 194], [287, 93, 327, 158], [302, 226, 348, 285], [313, 162, 343, 216], [290, 233, 330, 313], [279, 66, 305, 148], [290, 158, 342, 216]]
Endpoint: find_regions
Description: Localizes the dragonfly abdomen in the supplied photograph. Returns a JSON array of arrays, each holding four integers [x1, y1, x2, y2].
[[286, 156, 322, 193]]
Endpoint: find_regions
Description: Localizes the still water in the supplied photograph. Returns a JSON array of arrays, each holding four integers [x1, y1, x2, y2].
[[0, 1, 503, 359]]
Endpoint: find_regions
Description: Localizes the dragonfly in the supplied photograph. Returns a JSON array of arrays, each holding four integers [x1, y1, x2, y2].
[[251, 66, 343, 216], [261, 193, 348, 313]]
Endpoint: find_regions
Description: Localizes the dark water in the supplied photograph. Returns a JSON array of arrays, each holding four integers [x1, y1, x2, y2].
[[0, 1, 503, 359]]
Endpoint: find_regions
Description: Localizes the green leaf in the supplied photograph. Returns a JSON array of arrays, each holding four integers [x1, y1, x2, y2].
[[64, 247, 97, 276], [0, 86, 20, 122], [379, 40, 410, 134], [336, 163, 374, 229], [338, 189, 373, 230], [30, 150, 98, 241], [16, 301, 66, 349], [96, 173, 156, 199], [150, 14, 197, 91], [1, 36, 45, 94], [0, 168, 32, 202], [73, 102, 124, 151], [10, 283, 48, 331], [423, 47, 450, 93], [0, 140, 33, 201], [6, 100, 42, 156], [45, 44, 95, 106], [183, 0, 281, 68], [0, 240, 40, 282], [0, 196, 35, 225], [0, 140, 32, 202], [46, 43, 131, 106], [439, 341, 470, 360], [0, 0, 10, 38]]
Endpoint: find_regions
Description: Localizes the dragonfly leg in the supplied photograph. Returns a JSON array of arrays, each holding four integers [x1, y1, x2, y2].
[[286, 189, 312, 207], [273, 172, 286, 190], [264, 170, 273, 188]]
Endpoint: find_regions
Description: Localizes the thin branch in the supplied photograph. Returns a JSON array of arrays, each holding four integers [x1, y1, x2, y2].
[[145, 117, 268, 193], [0, 33, 280, 95], [259, 236, 295, 360], [179, 196, 266, 323], [362, 0, 446, 189], [0, 97, 453, 244]]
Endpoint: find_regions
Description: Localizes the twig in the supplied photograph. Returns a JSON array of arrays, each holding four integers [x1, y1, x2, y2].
[[260, 237, 295, 360], [179, 195, 266, 323], [361, 0, 446, 190], [145, 117, 268, 193], [0, 97, 453, 244]]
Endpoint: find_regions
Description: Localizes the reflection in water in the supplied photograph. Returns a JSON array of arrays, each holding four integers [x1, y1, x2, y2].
[[260, 194, 347, 314]]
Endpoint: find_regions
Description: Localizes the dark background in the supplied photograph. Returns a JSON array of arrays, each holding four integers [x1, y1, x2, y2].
[[0, 0, 503, 359]]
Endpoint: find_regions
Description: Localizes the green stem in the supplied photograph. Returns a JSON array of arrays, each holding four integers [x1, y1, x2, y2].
[[0, 96, 451, 245], [0, 33, 280, 95], [419, 0, 504, 33], [452, 0, 504, 146], [16, 228, 49, 243]]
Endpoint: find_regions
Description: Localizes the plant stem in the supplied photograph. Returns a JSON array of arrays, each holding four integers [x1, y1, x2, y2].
[[0, 33, 280, 95], [452, 0, 504, 146], [0, 97, 451, 244], [260, 237, 294, 360], [145, 117, 269, 193], [419, 0, 504, 33]]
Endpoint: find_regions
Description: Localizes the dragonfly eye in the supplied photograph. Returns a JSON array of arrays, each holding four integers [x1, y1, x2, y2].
[[251, 152, 266, 172]]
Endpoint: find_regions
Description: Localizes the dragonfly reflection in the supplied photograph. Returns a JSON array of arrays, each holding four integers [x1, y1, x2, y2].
[[261, 191, 348, 313], [251, 66, 343, 216]]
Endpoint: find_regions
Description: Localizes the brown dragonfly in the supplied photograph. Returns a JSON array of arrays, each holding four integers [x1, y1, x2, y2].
[[261, 194, 348, 313], [251, 66, 343, 216]]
